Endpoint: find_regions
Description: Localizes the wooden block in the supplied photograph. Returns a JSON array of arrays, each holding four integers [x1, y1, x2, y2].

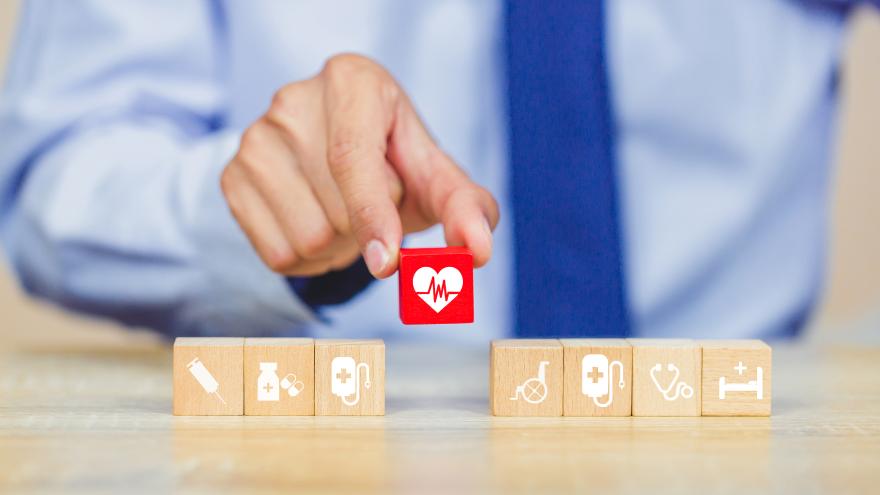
[[315, 340, 385, 416], [561, 339, 632, 416], [629, 339, 701, 417], [700, 340, 772, 416], [244, 338, 315, 416], [173, 337, 244, 416], [490, 339, 563, 417], [399, 247, 474, 324]]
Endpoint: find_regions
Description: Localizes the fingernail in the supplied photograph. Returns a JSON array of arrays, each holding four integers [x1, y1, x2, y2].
[[364, 239, 390, 276]]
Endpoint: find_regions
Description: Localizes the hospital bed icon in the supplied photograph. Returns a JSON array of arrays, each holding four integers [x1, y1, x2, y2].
[[719, 362, 763, 400]]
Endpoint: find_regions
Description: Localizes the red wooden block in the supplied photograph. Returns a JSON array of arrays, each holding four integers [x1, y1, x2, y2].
[[398, 247, 474, 325]]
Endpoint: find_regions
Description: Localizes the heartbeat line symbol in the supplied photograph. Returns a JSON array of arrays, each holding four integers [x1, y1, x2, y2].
[[412, 266, 463, 313], [415, 277, 460, 303]]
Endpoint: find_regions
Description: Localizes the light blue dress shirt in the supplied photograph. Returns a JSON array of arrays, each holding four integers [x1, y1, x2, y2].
[[0, 1, 846, 340]]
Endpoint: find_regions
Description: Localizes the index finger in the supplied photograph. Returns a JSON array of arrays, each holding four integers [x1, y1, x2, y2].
[[323, 56, 403, 278]]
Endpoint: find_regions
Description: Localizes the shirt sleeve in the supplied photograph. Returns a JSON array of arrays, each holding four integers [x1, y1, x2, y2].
[[0, 0, 320, 337]]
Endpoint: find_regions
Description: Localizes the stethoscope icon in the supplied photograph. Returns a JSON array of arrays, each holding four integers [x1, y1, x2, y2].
[[650, 363, 694, 401]]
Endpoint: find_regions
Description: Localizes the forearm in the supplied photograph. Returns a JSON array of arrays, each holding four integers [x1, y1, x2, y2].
[[2, 121, 317, 336]]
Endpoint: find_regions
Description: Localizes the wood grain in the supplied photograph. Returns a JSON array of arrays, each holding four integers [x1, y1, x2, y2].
[[2, 337, 880, 493], [490, 339, 563, 416], [629, 339, 701, 416], [243, 338, 314, 416], [701, 339, 771, 416], [314, 339, 385, 416], [561, 338, 632, 416], [173, 337, 244, 416]]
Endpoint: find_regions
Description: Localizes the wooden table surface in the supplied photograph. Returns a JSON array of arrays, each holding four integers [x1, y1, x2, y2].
[[2, 335, 879, 494]]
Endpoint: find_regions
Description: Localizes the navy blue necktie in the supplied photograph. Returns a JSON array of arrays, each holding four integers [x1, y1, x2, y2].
[[506, 1, 630, 337]]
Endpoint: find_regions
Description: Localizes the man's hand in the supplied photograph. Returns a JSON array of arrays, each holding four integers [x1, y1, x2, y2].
[[221, 54, 499, 278]]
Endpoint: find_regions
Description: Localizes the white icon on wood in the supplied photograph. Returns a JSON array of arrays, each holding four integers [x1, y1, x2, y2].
[[257, 362, 305, 402], [186, 357, 226, 405], [719, 361, 763, 400], [281, 373, 305, 397], [257, 362, 280, 401], [412, 266, 462, 313], [510, 361, 550, 404], [650, 363, 694, 401], [331, 356, 371, 406], [581, 354, 624, 408]]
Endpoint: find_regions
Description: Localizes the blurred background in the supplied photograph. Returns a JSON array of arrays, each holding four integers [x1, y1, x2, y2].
[[0, 2, 878, 347]]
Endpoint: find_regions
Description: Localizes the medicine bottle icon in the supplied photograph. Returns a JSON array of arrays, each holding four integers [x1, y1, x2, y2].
[[257, 362, 280, 402]]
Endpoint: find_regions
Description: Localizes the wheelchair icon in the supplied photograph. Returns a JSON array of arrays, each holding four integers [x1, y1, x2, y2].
[[510, 361, 550, 404]]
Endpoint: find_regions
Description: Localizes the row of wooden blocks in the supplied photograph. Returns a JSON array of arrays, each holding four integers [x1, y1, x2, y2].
[[491, 339, 771, 416], [173, 337, 770, 417], [173, 338, 385, 416]]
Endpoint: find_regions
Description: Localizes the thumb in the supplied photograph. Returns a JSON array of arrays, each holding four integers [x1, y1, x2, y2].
[[433, 165, 500, 268], [389, 101, 500, 267]]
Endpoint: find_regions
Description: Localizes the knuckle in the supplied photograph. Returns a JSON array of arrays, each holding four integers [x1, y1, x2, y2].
[[237, 152, 261, 177], [329, 251, 358, 271], [377, 76, 400, 105], [296, 222, 336, 258], [268, 115, 304, 151], [224, 194, 243, 221], [349, 200, 380, 237], [269, 83, 301, 116], [327, 206, 352, 235], [322, 54, 395, 97], [236, 129, 271, 177], [327, 136, 385, 179], [326, 134, 355, 167], [326, 133, 368, 175], [219, 167, 235, 198], [323, 53, 372, 77], [238, 125, 265, 159], [266, 84, 315, 144], [220, 172, 246, 221], [264, 246, 298, 273]]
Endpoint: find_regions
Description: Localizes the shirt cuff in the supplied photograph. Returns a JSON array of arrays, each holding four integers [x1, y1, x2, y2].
[[286, 257, 376, 313]]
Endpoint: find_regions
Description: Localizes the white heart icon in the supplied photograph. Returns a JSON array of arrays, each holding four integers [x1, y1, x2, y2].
[[412, 266, 463, 313]]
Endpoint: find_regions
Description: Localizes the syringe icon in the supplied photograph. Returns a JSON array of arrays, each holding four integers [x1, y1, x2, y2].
[[187, 357, 226, 405]]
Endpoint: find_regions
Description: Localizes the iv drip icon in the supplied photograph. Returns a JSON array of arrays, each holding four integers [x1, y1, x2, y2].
[[581, 354, 625, 408], [331, 356, 371, 406]]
